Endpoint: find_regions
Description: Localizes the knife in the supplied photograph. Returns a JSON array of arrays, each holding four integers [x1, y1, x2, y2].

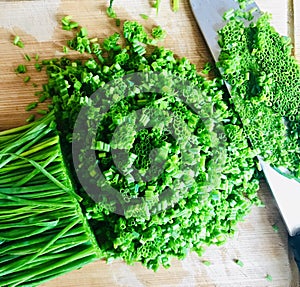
[[189, 0, 300, 271]]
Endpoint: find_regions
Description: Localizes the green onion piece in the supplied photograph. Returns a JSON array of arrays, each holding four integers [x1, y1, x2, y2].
[[24, 76, 31, 83], [265, 274, 272, 281], [24, 54, 31, 61], [26, 114, 35, 123], [13, 35, 24, 48], [63, 46, 69, 53], [106, 7, 117, 18], [234, 259, 244, 267], [172, 0, 179, 12], [140, 14, 149, 20], [15, 64, 27, 74], [26, 102, 38, 111], [202, 260, 211, 266], [35, 63, 42, 71], [272, 224, 279, 232]]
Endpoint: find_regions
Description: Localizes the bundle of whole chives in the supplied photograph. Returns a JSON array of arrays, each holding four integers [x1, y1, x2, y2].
[[0, 112, 102, 287]]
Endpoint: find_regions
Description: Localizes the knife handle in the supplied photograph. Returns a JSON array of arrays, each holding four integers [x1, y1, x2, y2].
[[289, 233, 300, 271]]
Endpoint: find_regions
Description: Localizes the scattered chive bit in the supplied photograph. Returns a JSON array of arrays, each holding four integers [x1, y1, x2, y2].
[[106, 0, 117, 19], [115, 18, 121, 27], [153, 0, 161, 14], [26, 114, 35, 123], [35, 63, 42, 71], [202, 62, 212, 75], [24, 54, 31, 61], [265, 274, 273, 281], [15, 64, 27, 74], [13, 35, 24, 48], [35, 54, 39, 61], [234, 259, 244, 267], [63, 46, 69, 53], [272, 224, 279, 233], [23, 76, 31, 83], [37, 109, 48, 115], [172, 0, 180, 12], [106, 7, 117, 18], [61, 15, 79, 31], [32, 83, 38, 88], [202, 260, 211, 266], [140, 14, 149, 20], [151, 25, 166, 40], [26, 102, 38, 111]]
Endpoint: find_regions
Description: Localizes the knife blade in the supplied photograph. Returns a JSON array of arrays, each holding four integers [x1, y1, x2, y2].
[[189, 0, 300, 270]]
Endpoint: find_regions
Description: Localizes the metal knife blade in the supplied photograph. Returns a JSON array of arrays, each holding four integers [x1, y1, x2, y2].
[[189, 0, 300, 237]]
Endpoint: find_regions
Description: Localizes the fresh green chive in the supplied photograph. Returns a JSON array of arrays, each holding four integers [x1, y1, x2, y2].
[[26, 114, 35, 123], [26, 102, 38, 111], [140, 14, 149, 20], [15, 64, 27, 74], [234, 259, 244, 267], [24, 76, 31, 83], [265, 274, 272, 281]]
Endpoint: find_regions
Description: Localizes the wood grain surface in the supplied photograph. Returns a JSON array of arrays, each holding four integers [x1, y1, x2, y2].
[[0, 0, 299, 286]]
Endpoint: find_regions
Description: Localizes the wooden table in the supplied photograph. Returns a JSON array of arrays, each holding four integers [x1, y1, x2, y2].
[[0, 0, 299, 286]]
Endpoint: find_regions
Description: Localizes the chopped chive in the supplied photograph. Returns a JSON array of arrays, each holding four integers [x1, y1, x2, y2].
[[116, 18, 121, 27], [140, 14, 149, 20], [15, 64, 27, 74], [24, 76, 31, 83], [35, 63, 42, 71], [172, 0, 179, 12], [26, 102, 38, 111], [26, 114, 35, 123], [24, 54, 31, 61], [37, 109, 48, 115], [234, 259, 244, 267], [63, 46, 69, 53], [13, 35, 24, 48], [202, 260, 211, 266], [265, 274, 272, 281], [272, 224, 279, 233], [106, 7, 117, 18], [35, 54, 39, 61], [32, 83, 38, 88]]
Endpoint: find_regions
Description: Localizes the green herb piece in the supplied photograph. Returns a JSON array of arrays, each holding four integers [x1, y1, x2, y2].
[[13, 35, 24, 48], [26, 102, 38, 111], [172, 0, 179, 12], [26, 114, 35, 122], [140, 14, 149, 20], [62, 15, 79, 31], [115, 18, 121, 27], [24, 76, 31, 83], [107, 7, 117, 18], [153, 0, 161, 14], [24, 54, 31, 61], [35, 63, 42, 71], [272, 224, 279, 233], [234, 259, 244, 267], [15, 64, 27, 74], [63, 46, 69, 53], [151, 26, 166, 40], [202, 260, 211, 266], [265, 274, 273, 281]]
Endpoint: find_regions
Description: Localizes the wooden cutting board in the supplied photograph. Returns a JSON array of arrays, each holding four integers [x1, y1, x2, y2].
[[0, 0, 299, 286]]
